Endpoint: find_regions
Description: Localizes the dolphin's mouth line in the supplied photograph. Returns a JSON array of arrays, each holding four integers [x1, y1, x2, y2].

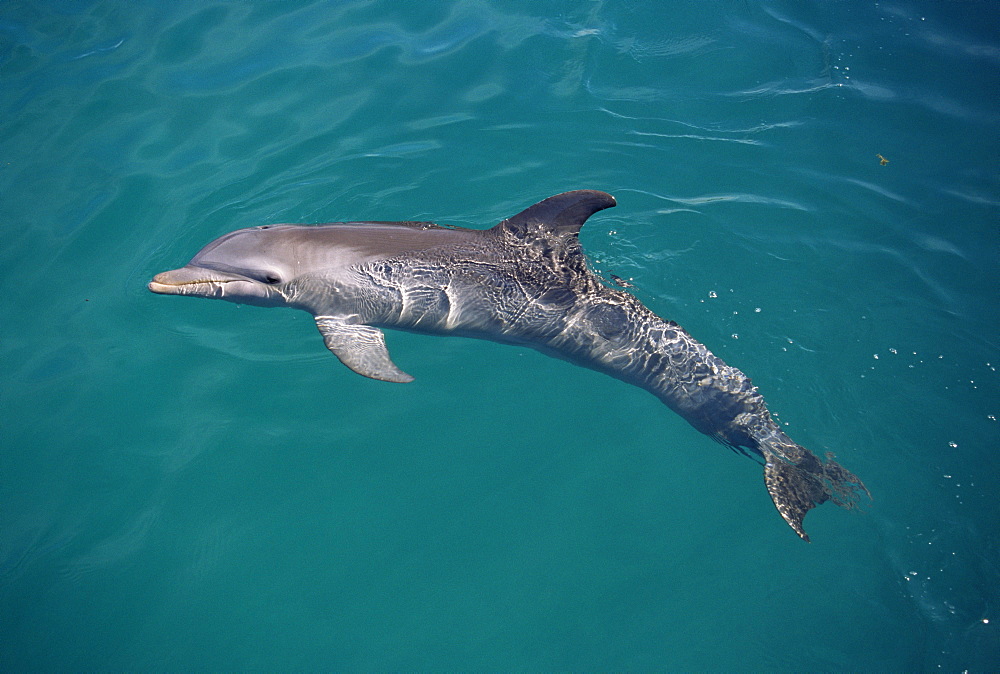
[[155, 279, 237, 287], [148, 278, 244, 295]]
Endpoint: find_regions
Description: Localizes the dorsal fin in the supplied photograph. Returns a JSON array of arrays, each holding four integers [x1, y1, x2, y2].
[[494, 190, 616, 238]]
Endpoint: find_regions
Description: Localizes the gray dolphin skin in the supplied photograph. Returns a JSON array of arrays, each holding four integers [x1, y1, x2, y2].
[[150, 190, 869, 541]]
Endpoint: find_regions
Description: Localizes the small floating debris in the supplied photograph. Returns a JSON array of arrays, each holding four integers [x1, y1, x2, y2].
[[877, 153, 889, 165]]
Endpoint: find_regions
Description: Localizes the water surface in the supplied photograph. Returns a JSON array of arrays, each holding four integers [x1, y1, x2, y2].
[[1, 1, 998, 670]]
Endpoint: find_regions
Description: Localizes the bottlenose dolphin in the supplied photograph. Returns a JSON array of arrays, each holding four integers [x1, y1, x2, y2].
[[150, 190, 868, 540]]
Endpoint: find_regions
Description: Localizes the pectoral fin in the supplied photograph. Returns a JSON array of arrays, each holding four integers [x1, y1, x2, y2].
[[315, 316, 414, 383]]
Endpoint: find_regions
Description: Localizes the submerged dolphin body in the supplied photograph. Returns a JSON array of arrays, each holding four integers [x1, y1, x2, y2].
[[150, 190, 868, 540]]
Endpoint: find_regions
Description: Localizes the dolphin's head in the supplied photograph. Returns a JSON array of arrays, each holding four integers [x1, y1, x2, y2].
[[149, 220, 479, 309], [149, 225, 312, 307]]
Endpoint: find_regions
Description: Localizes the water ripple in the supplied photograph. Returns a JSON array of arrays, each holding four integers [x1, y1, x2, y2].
[[60, 507, 160, 583], [668, 193, 811, 211], [600, 108, 803, 134], [614, 34, 719, 61], [629, 130, 764, 146], [726, 79, 837, 99]]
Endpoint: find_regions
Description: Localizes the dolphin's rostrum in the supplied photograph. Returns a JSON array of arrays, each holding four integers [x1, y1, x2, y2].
[[150, 190, 869, 540]]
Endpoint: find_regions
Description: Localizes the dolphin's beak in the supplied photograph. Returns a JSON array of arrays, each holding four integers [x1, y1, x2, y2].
[[148, 266, 245, 296]]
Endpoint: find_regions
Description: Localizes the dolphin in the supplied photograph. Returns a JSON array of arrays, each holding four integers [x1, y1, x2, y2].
[[149, 190, 869, 541]]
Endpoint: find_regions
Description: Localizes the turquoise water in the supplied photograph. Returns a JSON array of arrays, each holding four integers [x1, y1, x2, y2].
[[2, 1, 998, 669]]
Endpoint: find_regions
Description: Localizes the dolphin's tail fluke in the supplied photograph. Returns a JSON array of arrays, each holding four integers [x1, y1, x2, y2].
[[759, 434, 870, 542]]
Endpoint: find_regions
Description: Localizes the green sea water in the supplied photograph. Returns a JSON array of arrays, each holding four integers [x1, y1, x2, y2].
[[2, 1, 998, 670]]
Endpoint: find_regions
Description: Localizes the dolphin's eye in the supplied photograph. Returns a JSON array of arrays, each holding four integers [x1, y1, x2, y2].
[[263, 273, 281, 284]]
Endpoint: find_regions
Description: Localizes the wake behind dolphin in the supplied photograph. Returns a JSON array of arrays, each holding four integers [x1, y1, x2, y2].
[[150, 190, 869, 540]]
